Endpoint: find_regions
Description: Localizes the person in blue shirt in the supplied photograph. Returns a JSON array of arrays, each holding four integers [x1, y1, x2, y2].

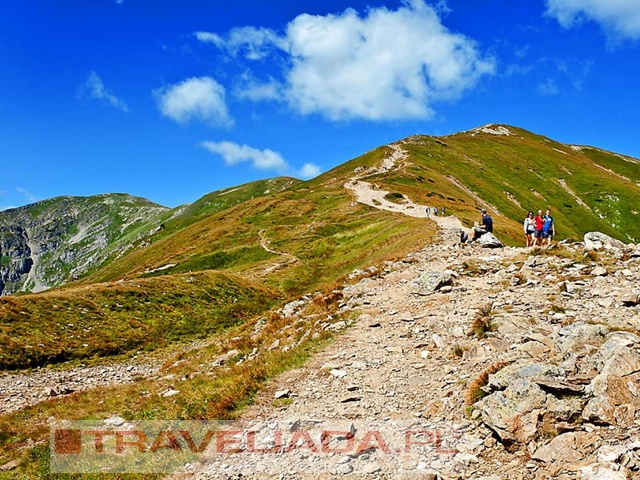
[[542, 209, 555, 246]]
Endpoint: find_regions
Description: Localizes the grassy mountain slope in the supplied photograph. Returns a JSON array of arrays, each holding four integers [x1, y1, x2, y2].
[[0, 178, 299, 297], [359, 125, 640, 244], [82, 124, 639, 292], [153, 177, 300, 241], [4, 124, 638, 371], [0, 194, 168, 296], [0, 270, 273, 370], [82, 147, 434, 293]]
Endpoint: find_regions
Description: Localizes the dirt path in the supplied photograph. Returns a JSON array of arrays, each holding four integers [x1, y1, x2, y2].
[[172, 245, 532, 479], [258, 229, 299, 274], [344, 144, 465, 244]]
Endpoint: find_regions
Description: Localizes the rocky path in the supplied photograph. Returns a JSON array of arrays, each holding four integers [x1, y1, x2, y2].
[[174, 238, 640, 479]]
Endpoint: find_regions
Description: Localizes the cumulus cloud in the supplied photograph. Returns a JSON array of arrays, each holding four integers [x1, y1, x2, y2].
[[196, 0, 495, 121], [201, 141, 288, 172], [155, 77, 233, 127], [298, 163, 321, 179], [200, 141, 322, 179], [79, 71, 128, 112], [546, 0, 640, 40]]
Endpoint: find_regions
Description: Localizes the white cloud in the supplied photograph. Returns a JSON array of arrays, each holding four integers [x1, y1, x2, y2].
[[196, 27, 287, 60], [79, 71, 128, 112], [538, 78, 559, 96], [198, 0, 495, 121], [298, 163, 321, 179], [200, 141, 320, 179], [17, 187, 38, 203], [201, 141, 288, 173], [235, 74, 283, 101], [155, 77, 233, 127], [546, 0, 640, 40]]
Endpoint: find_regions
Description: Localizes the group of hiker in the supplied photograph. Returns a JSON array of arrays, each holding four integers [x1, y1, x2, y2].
[[523, 209, 555, 247], [459, 208, 555, 247], [425, 206, 445, 217]]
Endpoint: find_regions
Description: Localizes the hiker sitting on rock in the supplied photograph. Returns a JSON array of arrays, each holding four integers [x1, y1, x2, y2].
[[471, 209, 493, 242]]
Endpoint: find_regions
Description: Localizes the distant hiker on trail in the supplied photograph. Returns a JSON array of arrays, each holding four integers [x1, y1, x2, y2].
[[524, 212, 535, 247], [471, 209, 493, 242], [543, 209, 555, 246], [425, 206, 430, 217], [441, 207, 445, 216], [534, 209, 544, 246], [433, 207, 438, 216]]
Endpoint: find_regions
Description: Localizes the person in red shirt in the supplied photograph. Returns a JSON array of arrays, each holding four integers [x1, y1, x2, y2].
[[533, 209, 544, 246]]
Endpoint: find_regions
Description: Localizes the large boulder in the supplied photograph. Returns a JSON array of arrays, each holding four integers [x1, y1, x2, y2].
[[411, 271, 453, 295], [584, 232, 626, 251], [478, 232, 504, 248], [478, 378, 546, 444], [583, 332, 640, 425]]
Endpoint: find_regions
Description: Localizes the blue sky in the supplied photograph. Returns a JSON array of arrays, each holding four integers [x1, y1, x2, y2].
[[2, 0, 640, 210]]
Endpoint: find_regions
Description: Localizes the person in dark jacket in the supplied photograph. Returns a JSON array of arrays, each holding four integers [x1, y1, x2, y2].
[[471, 209, 493, 241]]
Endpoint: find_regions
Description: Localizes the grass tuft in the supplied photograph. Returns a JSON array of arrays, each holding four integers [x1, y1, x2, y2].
[[465, 361, 510, 405]]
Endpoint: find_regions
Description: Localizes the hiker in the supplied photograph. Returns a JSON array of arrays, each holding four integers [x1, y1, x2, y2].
[[433, 207, 438, 216], [533, 209, 544, 246], [543, 209, 555, 246], [523, 212, 535, 247], [441, 207, 445, 216], [425, 206, 430, 217], [471, 209, 493, 241]]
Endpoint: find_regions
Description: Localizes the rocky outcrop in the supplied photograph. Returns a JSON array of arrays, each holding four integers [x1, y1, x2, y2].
[[584, 231, 626, 251], [0, 195, 168, 295]]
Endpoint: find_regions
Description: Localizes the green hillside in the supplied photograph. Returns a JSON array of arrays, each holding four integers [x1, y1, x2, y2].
[[1, 124, 639, 478]]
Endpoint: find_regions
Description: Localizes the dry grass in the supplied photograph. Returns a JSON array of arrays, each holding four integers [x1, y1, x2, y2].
[[469, 303, 495, 338], [0, 300, 349, 479], [465, 361, 510, 405]]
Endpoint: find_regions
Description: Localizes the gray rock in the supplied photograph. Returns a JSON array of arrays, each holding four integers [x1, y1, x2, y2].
[[479, 378, 546, 444], [411, 271, 453, 295], [487, 363, 566, 391], [555, 323, 609, 355], [621, 292, 640, 307], [274, 389, 291, 399], [591, 266, 608, 277], [478, 232, 504, 248], [584, 232, 626, 251], [533, 432, 599, 464]]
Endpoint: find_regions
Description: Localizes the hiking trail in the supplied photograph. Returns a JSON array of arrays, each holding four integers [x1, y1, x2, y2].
[[344, 143, 465, 244]]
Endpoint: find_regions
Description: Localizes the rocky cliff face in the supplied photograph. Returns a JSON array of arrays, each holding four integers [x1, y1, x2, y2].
[[0, 194, 168, 296]]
